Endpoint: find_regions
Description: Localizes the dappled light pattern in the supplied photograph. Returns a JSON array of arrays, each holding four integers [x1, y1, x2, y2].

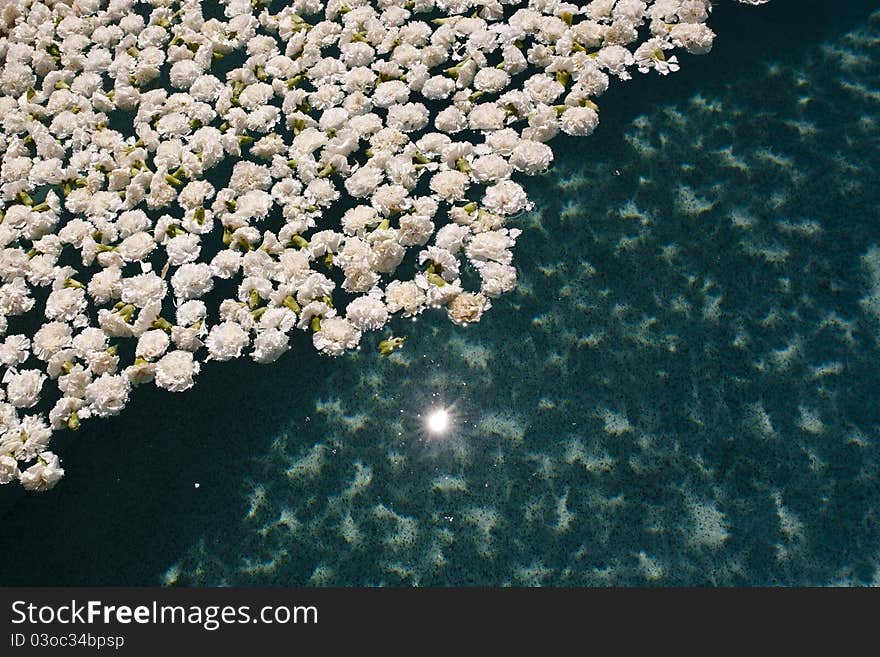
[[161, 10, 880, 585]]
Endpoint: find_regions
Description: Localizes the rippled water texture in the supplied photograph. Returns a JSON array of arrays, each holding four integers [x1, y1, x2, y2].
[[2, 1, 879, 586]]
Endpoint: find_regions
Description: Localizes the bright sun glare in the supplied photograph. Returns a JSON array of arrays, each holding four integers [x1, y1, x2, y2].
[[426, 409, 451, 435]]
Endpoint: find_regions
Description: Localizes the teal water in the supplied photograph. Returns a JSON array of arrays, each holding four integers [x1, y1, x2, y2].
[[2, 1, 879, 586]]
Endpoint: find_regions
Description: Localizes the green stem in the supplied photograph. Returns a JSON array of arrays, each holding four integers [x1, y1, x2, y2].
[[152, 317, 173, 333], [290, 235, 309, 250]]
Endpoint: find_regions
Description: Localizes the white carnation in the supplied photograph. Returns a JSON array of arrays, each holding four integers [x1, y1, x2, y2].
[[560, 106, 600, 136], [346, 295, 389, 331], [32, 323, 72, 361], [84, 374, 130, 418], [429, 170, 470, 202], [252, 329, 290, 364], [155, 350, 199, 392], [510, 140, 554, 174], [447, 292, 490, 326], [313, 317, 362, 356], [136, 330, 171, 361], [205, 321, 250, 361], [121, 273, 167, 308], [483, 180, 533, 215], [20, 451, 64, 492], [45, 287, 87, 322], [171, 263, 214, 300], [0, 455, 20, 485], [385, 280, 426, 317], [3, 370, 46, 408]]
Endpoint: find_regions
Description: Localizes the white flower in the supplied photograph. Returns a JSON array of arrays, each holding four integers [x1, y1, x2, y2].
[[296, 272, 336, 305], [238, 82, 274, 110], [97, 309, 135, 339], [345, 166, 383, 198], [121, 273, 167, 308], [386, 103, 430, 133], [6, 415, 52, 461], [313, 317, 362, 356], [85, 374, 130, 418], [176, 300, 207, 327], [385, 280, 426, 317], [342, 206, 381, 236], [32, 322, 73, 361], [524, 105, 560, 141], [297, 301, 335, 330], [155, 350, 199, 392], [422, 275, 464, 308], [346, 295, 389, 331], [429, 170, 470, 202], [560, 106, 600, 136], [421, 76, 456, 99], [468, 104, 507, 131], [169, 320, 203, 350], [510, 140, 554, 174], [170, 60, 203, 89], [136, 330, 171, 361], [308, 231, 344, 257], [0, 455, 20, 485], [191, 127, 225, 167], [72, 328, 108, 358], [372, 80, 410, 108], [230, 161, 273, 192], [371, 184, 409, 216], [470, 154, 513, 183], [205, 321, 249, 361], [210, 250, 242, 279], [478, 261, 518, 297], [398, 214, 435, 246], [447, 292, 490, 326], [419, 246, 460, 281], [20, 451, 64, 492], [466, 229, 520, 264], [669, 23, 715, 55], [147, 168, 179, 209], [171, 263, 214, 300], [252, 329, 290, 364], [483, 180, 533, 215], [369, 231, 406, 273], [305, 178, 339, 206], [0, 279, 35, 316], [3, 370, 46, 408], [45, 287, 87, 322], [523, 74, 565, 104], [88, 267, 123, 304], [435, 106, 468, 133], [124, 361, 156, 387], [165, 233, 202, 265], [58, 360, 93, 397], [474, 68, 511, 93], [481, 130, 519, 158], [434, 224, 471, 253], [0, 335, 31, 367]]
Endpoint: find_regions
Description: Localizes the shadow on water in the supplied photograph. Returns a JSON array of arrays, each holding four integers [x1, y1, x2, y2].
[[0, 0, 877, 586], [0, 333, 323, 585]]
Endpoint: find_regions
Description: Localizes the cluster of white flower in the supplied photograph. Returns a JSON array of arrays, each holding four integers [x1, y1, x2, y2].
[[0, 0, 768, 490]]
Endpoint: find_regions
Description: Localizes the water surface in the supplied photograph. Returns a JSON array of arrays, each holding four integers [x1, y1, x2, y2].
[[1, 1, 878, 586]]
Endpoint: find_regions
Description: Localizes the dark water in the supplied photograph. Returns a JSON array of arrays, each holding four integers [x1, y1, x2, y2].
[[1, 0, 879, 586]]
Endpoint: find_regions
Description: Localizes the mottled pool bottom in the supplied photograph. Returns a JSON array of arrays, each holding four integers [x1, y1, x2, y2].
[[2, 6, 879, 587]]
